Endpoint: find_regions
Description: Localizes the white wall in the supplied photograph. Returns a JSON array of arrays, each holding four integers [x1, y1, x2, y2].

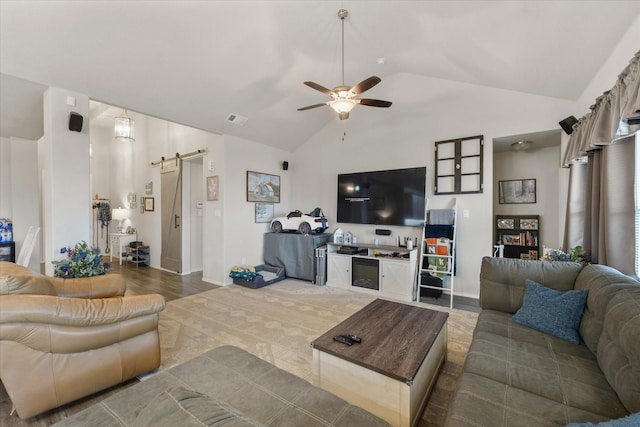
[[0, 137, 11, 218], [577, 14, 640, 112], [219, 135, 292, 284], [0, 137, 42, 270], [189, 158, 203, 272], [292, 72, 577, 298], [41, 87, 91, 275], [494, 146, 562, 251]]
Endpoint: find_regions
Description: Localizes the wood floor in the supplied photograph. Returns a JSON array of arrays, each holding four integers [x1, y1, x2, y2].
[[0, 263, 218, 427]]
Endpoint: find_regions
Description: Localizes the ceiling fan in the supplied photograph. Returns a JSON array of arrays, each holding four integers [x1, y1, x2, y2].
[[297, 9, 392, 120]]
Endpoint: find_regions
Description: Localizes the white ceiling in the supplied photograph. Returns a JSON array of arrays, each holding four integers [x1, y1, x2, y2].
[[1, 1, 639, 151]]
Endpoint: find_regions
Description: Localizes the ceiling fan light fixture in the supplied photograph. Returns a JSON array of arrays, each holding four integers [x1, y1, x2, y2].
[[329, 98, 357, 115], [115, 109, 135, 141]]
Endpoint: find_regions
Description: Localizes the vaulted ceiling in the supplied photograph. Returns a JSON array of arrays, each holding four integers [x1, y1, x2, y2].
[[1, 1, 639, 151]]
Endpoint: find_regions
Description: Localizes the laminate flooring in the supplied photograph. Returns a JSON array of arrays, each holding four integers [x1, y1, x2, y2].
[[0, 263, 218, 427]]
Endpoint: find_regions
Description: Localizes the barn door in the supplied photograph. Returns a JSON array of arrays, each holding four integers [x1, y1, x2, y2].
[[161, 159, 182, 273]]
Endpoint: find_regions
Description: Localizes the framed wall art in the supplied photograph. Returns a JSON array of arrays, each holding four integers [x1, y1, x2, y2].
[[206, 176, 219, 201], [498, 179, 536, 204], [255, 203, 274, 223], [144, 197, 155, 212], [247, 171, 280, 203]]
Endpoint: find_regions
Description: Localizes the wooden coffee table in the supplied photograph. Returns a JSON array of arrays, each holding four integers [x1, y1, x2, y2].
[[311, 299, 448, 427]]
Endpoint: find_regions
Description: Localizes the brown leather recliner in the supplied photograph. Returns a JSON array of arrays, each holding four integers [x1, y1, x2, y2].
[[0, 261, 166, 419]]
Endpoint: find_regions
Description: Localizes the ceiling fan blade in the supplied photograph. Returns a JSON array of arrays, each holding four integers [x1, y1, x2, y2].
[[303, 81, 334, 95], [297, 103, 328, 111], [350, 76, 382, 95], [358, 98, 392, 108]]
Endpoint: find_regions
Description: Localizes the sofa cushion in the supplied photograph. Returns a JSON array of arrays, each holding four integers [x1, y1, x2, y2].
[[463, 310, 628, 420], [511, 280, 588, 344], [135, 386, 264, 426], [445, 372, 612, 427], [597, 287, 640, 413], [574, 264, 640, 356], [566, 412, 640, 427], [479, 257, 583, 314], [0, 261, 56, 296]]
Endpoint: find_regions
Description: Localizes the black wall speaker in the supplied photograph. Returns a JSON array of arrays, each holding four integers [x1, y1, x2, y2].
[[559, 115, 578, 135], [282, 161, 289, 171], [69, 112, 83, 132], [375, 229, 391, 236]]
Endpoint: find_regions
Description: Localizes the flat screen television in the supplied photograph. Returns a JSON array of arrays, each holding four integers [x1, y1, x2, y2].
[[337, 167, 426, 227]]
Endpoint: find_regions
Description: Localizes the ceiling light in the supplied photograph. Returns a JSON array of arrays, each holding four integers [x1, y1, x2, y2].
[[511, 141, 532, 151], [329, 99, 357, 114], [115, 110, 135, 141]]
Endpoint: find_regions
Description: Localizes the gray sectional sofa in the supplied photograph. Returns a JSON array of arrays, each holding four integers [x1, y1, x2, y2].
[[446, 257, 639, 426], [54, 345, 390, 426]]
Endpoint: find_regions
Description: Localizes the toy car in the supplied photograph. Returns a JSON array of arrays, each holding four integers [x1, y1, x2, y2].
[[270, 208, 328, 235]]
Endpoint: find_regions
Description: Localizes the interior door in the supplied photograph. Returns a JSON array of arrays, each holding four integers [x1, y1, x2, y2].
[[161, 159, 182, 272]]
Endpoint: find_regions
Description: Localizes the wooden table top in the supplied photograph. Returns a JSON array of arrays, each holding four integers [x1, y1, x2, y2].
[[311, 299, 448, 384]]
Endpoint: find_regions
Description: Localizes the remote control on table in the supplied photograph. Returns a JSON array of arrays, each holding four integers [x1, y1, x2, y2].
[[333, 335, 355, 345]]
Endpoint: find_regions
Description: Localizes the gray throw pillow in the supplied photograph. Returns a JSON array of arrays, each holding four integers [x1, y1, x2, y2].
[[511, 279, 588, 344], [135, 386, 265, 427]]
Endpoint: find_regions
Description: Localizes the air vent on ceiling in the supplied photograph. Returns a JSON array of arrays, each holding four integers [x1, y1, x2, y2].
[[225, 113, 248, 126]]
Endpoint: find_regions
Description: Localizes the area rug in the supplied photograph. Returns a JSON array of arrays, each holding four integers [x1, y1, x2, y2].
[[157, 279, 478, 427]]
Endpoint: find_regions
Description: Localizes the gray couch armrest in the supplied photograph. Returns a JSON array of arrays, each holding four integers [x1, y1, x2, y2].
[[479, 256, 583, 313]]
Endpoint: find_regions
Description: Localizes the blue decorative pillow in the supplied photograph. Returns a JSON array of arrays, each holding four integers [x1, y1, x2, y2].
[[565, 412, 640, 427], [511, 280, 588, 344]]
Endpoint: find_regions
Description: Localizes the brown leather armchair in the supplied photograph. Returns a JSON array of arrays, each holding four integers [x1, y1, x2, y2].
[[0, 261, 166, 419]]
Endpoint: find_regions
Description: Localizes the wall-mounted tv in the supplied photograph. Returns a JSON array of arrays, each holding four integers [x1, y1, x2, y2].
[[337, 167, 426, 227]]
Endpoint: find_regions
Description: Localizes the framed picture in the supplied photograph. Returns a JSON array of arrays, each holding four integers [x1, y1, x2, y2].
[[497, 218, 515, 229], [255, 203, 274, 223], [247, 171, 280, 203], [520, 253, 531, 260], [128, 192, 137, 209], [502, 235, 520, 245], [520, 218, 539, 230], [206, 176, 219, 201], [145, 181, 153, 195], [144, 197, 155, 212], [498, 179, 536, 204], [529, 250, 539, 260]]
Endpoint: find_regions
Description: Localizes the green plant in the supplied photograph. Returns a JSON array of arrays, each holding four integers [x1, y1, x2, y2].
[[52, 241, 112, 278], [541, 245, 590, 264]]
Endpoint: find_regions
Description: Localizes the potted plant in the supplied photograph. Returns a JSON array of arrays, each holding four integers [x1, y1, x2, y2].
[[52, 241, 112, 278]]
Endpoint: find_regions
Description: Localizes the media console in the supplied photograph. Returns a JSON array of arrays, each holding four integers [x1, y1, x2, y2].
[[325, 242, 417, 302]]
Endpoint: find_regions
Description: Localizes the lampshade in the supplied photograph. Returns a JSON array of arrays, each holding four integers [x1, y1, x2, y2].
[[111, 208, 128, 221], [329, 99, 357, 114], [115, 110, 135, 141]]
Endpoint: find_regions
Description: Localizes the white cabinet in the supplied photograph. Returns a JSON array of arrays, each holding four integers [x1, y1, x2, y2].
[[327, 254, 351, 289], [109, 233, 137, 265], [325, 243, 416, 302], [381, 259, 414, 301]]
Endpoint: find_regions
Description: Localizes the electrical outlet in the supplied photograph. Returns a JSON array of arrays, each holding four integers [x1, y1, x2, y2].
[[463, 209, 470, 218]]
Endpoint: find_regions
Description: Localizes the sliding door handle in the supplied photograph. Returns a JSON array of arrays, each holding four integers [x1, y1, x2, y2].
[[174, 214, 180, 228]]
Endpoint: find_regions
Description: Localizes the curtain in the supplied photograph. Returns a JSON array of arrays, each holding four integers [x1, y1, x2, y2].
[[563, 50, 640, 166], [598, 137, 636, 275], [563, 161, 587, 250]]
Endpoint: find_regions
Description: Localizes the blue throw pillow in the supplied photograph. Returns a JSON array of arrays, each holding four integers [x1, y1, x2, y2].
[[511, 280, 588, 344], [565, 412, 640, 427]]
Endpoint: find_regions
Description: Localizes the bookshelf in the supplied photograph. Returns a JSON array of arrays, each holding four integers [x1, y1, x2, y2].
[[495, 215, 540, 259]]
